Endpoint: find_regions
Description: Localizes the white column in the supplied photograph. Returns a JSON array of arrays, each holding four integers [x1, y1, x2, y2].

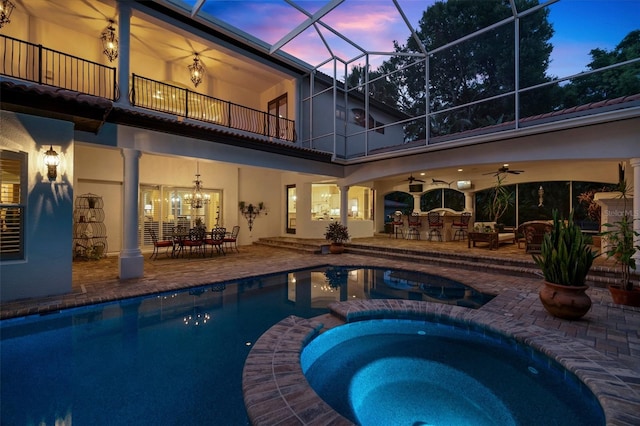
[[630, 158, 640, 261], [465, 192, 473, 212], [116, 2, 131, 106], [412, 194, 421, 214], [119, 148, 144, 279], [339, 185, 349, 225]]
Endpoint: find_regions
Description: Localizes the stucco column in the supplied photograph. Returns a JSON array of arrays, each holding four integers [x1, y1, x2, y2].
[[339, 185, 349, 225], [412, 194, 421, 213], [119, 148, 144, 279], [465, 192, 473, 212], [116, 2, 131, 106], [630, 158, 640, 261]]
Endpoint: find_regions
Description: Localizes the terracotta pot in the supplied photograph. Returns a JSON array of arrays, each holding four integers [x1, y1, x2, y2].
[[328, 243, 345, 254], [539, 281, 591, 320], [608, 285, 640, 307]]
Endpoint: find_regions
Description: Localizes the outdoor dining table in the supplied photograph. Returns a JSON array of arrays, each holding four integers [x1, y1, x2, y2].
[[170, 230, 191, 258]]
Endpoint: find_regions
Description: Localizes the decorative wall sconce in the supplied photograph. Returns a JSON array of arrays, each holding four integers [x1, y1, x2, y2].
[[43, 145, 60, 181], [239, 201, 265, 231], [0, 0, 15, 28], [100, 19, 118, 62], [188, 53, 205, 87]]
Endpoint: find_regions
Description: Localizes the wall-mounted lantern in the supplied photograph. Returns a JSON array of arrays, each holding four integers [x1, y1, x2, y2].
[[43, 145, 60, 181], [0, 0, 16, 28]]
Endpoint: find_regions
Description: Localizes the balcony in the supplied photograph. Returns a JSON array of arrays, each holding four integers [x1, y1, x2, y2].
[[0, 34, 296, 143]]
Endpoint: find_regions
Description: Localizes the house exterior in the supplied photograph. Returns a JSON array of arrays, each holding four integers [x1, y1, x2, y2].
[[1, 0, 639, 302]]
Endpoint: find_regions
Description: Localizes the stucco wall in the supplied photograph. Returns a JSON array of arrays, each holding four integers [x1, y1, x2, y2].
[[1, 112, 74, 302]]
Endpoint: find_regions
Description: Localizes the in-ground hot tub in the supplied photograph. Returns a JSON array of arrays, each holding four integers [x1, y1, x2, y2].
[[301, 319, 604, 426]]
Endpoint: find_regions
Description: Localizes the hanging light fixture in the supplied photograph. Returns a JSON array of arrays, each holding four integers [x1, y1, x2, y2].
[[188, 53, 205, 87], [43, 145, 60, 181], [100, 19, 118, 62], [0, 0, 15, 28], [184, 162, 210, 209]]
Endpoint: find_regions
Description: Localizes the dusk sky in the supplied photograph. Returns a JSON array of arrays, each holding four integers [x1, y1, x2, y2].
[[183, 0, 640, 79]]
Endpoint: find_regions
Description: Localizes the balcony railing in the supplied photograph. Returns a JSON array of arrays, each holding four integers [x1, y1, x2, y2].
[[0, 34, 117, 101], [131, 75, 296, 142]]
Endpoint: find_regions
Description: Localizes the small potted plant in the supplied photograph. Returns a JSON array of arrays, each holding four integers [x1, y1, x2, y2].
[[324, 221, 350, 254], [600, 164, 640, 306], [532, 209, 598, 320]]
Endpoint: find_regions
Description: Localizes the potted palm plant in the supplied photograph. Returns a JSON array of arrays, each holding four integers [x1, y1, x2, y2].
[[532, 209, 598, 320], [324, 221, 350, 254], [484, 173, 512, 231], [600, 164, 640, 306]]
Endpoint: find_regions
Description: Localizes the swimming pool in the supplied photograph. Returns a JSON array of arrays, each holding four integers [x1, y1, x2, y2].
[[301, 319, 605, 425], [0, 266, 489, 425]]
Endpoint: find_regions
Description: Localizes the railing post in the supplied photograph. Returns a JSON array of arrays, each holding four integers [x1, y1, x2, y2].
[[38, 44, 43, 85], [185, 89, 189, 118], [263, 112, 268, 137], [227, 102, 231, 128]]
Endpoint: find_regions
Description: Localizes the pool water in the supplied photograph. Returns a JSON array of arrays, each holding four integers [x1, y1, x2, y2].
[[0, 267, 491, 425], [301, 320, 605, 426]]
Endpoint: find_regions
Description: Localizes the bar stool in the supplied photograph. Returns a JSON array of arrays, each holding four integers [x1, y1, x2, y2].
[[427, 211, 444, 241], [452, 212, 472, 241], [390, 211, 405, 238], [406, 213, 422, 240]]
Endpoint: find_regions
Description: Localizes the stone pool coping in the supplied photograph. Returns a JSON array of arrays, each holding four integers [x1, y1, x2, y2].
[[242, 299, 640, 426]]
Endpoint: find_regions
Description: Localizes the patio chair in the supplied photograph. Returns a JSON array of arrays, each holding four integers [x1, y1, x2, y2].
[[204, 227, 226, 256], [452, 212, 472, 241], [427, 211, 444, 241], [406, 213, 422, 240], [181, 228, 206, 257], [223, 225, 240, 253], [390, 211, 405, 238], [149, 228, 173, 259]]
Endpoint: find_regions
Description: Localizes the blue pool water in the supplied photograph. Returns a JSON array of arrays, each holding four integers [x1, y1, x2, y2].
[[301, 320, 605, 426], [0, 267, 491, 425]]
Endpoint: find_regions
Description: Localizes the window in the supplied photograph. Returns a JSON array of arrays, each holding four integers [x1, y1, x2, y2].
[[0, 150, 26, 260], [336, 105, 346, 120], [348, 186, 372, 220], [351, 108, 385, 133], [286, 185, 296, 234], [311, 184, 340, 220], [420, 188, 465, 212], [139, 185, 222, 246]]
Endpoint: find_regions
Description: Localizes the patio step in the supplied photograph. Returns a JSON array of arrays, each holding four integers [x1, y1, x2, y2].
[[254, 237, 635, 289]]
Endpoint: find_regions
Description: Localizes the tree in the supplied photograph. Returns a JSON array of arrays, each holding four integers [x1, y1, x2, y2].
[[561, 30, 640, 106], [346, 0, 555, 142], [345, 64, 401, 109]]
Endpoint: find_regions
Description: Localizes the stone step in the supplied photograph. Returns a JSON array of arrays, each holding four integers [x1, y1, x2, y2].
[[254, 237, 636, 289]]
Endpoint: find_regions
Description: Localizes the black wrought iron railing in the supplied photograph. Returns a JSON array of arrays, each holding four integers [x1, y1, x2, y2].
[[131, 74, 296, 142], [0, 34, 117, 100]]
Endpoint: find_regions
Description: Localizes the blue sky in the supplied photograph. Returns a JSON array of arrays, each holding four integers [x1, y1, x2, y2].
[[187, 0, 640, 78]]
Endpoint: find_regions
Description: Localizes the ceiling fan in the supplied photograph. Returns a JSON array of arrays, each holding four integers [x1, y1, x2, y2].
[[401, 174, 425, 184], [483, 166, 524, 176]]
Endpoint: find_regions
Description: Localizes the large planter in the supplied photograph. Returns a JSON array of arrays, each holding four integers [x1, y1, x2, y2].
[[539, 281, 592, 320], [608, 285, 640, 307], [328, 243, 345, 254]]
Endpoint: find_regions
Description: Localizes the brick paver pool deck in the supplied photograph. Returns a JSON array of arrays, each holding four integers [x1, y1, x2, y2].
[[1, 238, 639, 424]]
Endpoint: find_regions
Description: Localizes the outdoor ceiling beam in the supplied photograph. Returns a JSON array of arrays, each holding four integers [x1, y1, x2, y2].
[[190, 0, 206, 17], [270, 0, 344, 54]]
